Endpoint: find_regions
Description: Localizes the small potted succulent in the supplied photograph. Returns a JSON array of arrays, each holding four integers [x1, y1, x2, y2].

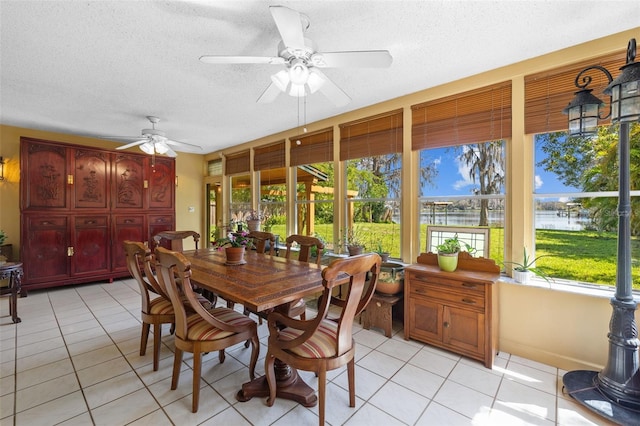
[[505, 247, 550, 284], [374, 242, 390, 263]]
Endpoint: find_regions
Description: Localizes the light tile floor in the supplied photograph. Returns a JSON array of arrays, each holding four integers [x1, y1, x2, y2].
[[0, 277, 617, 425]]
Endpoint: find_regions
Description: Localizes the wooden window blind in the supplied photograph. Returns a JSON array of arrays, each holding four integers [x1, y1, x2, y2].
[[524, 50, 627, 134], [290, 128, 333, 166], [224, 150, 250, 175], [339, 109, 403, 160], [411, 81, 512, 151], [254, 141, 285, 171]]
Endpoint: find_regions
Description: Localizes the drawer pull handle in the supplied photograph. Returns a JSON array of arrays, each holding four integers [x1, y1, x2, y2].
[[461, 298, 476, 304], [85, 220, 96, 224], [124, 219, 133, 223], [415, 288, 427, 294], [42, 221, 51, 225], [462, 283, 477, 289]]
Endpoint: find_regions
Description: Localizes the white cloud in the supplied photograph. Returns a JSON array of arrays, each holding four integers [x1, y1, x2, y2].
[[453, 148, 474, 191], [535, 175, 543, 189]]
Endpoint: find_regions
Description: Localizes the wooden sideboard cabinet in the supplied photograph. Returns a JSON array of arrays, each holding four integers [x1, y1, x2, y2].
[[404, 252, 500, 368], [20, 137, 175, 292]]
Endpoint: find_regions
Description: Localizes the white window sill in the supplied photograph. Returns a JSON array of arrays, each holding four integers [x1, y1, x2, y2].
[[500, 274, 640, 302]]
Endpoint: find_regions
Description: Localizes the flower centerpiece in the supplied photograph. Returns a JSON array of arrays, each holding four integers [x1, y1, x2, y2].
[[245, 209, 267, 232], [212, 231, 254, 264]]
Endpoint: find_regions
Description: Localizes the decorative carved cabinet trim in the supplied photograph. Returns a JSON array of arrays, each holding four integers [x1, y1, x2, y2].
[[20, 137, 175, 292], [404, 252, 500, 368]]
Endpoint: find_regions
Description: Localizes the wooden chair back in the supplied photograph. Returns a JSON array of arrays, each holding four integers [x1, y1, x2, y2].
[[153, 230, 200, 251], [265, 252, 381, 425], [285, 234, 324, 266], [247, 231, 275, 255], [123, 241, 168, 309]]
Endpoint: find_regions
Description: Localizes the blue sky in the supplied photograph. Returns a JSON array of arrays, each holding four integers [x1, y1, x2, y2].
[[419, 144, 577, 197]]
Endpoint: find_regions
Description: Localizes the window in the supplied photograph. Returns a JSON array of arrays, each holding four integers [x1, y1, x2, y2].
[[254, 142, 286, 237], [291, 128, 334, 247], [340, 111, 402, 257], [534, 126, 640, 288]]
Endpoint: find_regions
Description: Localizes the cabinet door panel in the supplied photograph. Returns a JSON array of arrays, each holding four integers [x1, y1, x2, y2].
[[73, 149, 109, 209], [113, 154, 145, 209], [112, 215, 145, 272], [21, 140, 69, 209], [23, 216, 69, 282], [72, 216, 110, 275], [443, 306, 485, 356], [408, 298, 443, 342], [148, 157, 175, 209]]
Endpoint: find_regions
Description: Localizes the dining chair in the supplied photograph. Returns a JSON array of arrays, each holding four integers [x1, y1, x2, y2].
[[264, 253, 381, 426], [153, 230, 200, 251], [154, 247, 260, 413], [247, 230, 276, 255], [284, 234, 325, 320], [123, 241, 214, 372]]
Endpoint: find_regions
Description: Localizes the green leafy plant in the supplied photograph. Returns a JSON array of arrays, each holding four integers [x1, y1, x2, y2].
[[0, 229, 6, 245], [212, 230, 254, 250], [504, 247, 551, 282], [435, 234, 462, 254]]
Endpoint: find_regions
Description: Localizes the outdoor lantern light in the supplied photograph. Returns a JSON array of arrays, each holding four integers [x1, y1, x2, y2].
[[562, 38, 640, 424]]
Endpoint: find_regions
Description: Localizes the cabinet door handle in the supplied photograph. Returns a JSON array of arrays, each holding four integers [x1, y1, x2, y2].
[[461, 282, 477, 289], [443, 322, 450, 328], [67, 247, 74, 256], [461, 298, 476, 304]]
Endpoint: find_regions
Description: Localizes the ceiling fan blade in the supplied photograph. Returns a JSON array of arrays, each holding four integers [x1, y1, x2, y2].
[[312, 50, 393, 68], [257, 81, 283, 104], [163, 139, 203, 150], [116, 139, 148, 150], [163, 146, 178, 158], [199, 55, 285, 65], [312, 68, 351, 107], [270, 6, 305, 50]]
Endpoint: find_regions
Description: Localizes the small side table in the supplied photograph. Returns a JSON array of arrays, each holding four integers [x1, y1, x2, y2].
[[0, 262, 23, 323], [361, 293, 403, 338]]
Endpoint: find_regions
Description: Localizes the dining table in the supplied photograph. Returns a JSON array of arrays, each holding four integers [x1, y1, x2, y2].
[[181, 247, 325, 407]]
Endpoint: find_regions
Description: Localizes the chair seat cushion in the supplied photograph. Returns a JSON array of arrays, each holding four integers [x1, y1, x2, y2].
[[279, 319, 339, 358], [186, 307, 255, 341], [148, 297, 174, 315]]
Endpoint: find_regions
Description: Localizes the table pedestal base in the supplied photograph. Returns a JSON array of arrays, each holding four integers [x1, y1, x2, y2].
[[236, 359, 317, 407]]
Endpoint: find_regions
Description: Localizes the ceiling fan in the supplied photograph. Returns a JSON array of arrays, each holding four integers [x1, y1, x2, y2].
[[199, 5, 392, 107], [108, 116, 202, 158]]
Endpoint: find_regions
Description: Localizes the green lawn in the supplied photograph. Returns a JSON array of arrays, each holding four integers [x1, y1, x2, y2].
[[268, 224, 640, 289]]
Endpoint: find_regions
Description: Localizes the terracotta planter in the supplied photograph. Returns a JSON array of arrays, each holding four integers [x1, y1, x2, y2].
[[225, 246, 245, 264], [376, 262, 405, 295], [437, 252, 459, 272]]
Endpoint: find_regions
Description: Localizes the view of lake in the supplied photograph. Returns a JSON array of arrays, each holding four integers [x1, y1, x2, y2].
[[420, 210, 590, 231]]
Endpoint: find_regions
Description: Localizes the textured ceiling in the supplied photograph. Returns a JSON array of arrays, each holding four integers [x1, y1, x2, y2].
[[1, 0, 639, 155]]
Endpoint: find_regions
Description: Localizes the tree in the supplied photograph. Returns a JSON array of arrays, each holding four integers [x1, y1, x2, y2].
[[537, 123, 640, 235], [454, 141, 505, 226]]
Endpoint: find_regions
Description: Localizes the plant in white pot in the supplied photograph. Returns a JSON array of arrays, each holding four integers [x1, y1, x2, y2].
[[505, 248, 550, 284]]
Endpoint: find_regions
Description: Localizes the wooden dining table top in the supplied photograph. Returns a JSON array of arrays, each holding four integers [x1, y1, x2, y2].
[[181, 248, 324, 313]]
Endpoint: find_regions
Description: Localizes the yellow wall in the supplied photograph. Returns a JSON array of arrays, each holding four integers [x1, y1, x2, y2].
[[1, 28, 639, 371], [0, 125, 205, 255]]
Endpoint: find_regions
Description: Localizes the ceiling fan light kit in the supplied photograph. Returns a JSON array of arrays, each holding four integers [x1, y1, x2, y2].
[[199, 5, 392, 107]]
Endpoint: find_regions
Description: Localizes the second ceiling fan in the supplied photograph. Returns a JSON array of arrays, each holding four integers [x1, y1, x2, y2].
[[199, 5, 392, 107]]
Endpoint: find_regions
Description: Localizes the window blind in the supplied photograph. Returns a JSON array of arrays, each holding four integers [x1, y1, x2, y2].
[[411, 81, 512, 150], [254, 141, 285, 171], [290, 128, 333, 166], [224, 150, 250, 175], [524, 50, 626, 134], [339, 109, 403, 160]]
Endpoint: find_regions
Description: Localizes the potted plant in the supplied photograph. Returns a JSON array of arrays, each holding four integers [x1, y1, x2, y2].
[[340, 227, 365, 256], [505, 247, 550, 284], [435, 234, 463, 272], [212, 231, 254, 264], [245, 209, 267, 232], [374, 242, 390, 263], [0, 229, 6, 246]]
